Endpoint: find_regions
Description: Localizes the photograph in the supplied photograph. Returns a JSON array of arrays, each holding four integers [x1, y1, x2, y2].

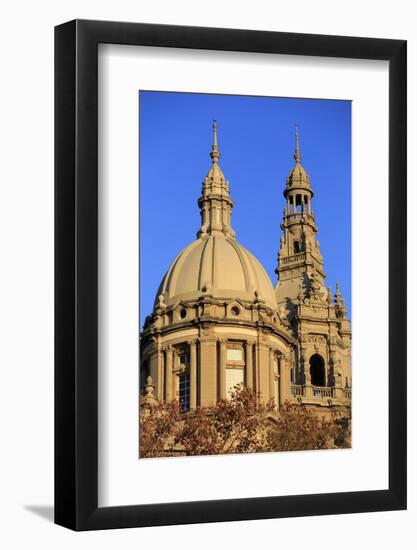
[[0, 0, 409, 542], [139, 91, 352, 458]]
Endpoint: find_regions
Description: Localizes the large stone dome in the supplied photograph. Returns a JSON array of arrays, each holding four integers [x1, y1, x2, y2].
[[154, 233, 277, 310]]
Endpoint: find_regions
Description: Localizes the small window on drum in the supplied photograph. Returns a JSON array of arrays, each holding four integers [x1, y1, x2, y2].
[[294, 240, 300, 254], [180, 308, 187, 319], [231, 306, 240, 316]]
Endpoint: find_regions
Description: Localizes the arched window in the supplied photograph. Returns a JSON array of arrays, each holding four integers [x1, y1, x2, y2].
[[309, 354, 325, 386], [294, 240, 300, 254]]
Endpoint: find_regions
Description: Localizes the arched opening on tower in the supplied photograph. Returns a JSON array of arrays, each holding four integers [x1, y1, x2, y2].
[[294, 240, 300, 254], [309, 354, 325, 387]]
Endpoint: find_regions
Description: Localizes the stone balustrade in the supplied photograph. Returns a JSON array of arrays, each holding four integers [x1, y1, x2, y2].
[[281, 252, 306, 265], [290, 384, 352, 402], [291, 384, 306, 397], [312, 386, 334, 398]]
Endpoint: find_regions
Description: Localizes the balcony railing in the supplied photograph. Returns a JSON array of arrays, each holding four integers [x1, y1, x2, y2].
[[286, 212, 315, 222], [290, 385, 335, 399], [312, 386, 334, 399], [291, 384, 305, 397], [281, 252, 306, 265]]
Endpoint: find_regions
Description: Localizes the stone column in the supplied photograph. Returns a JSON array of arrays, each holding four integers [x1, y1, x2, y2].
[[212, 204, 220, 231], [332, 353, 344, 401], [173, 352, 180, 400], [292, 195, 296, 214], [279, 355, 291, 404], [333, 357, 344, 401], [302, 347, 313, 398], [156, 346, 163, 401], [269, 349, 275, 402], [189, 340, 197, 409], [308, 196, 311, 214], [165, 345, 173, 402], [257, 341, 270, 404], [324, 356, 329, 388], [245, 340, 254, 390], [253, 340, 259, 394], [332, 352, 341, 387], [219, 338, 227, 399]]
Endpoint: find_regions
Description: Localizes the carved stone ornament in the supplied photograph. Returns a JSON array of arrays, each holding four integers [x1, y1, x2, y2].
[[143, 376, 158, 405], [157, 294, 167, 309], [304, 334, 327, 344]]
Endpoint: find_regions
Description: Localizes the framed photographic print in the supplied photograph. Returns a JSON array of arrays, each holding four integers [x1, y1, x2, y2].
[[55, 20, 407, 530]]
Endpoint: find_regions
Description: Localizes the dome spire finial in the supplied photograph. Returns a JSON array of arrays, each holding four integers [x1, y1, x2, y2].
[[294, 124, 301, 163], [198, 120, 235, 239], [210, 119, 220, 163]]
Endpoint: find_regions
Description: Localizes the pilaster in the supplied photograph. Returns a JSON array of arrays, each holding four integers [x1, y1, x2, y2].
[[164, 344, 174, 402], [219, 338, 227, 400], [245, 340, 254, 390], [188, 339, 197, 409], [198, 336, 217, 406], [256, 341, 270, 404], [269, 348, 275, 402], [279, 354, 291, 404]]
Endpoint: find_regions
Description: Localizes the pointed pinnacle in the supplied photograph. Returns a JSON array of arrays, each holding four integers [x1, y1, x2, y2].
[[210, 119, 220, 163], [294, 124, 301, 163]]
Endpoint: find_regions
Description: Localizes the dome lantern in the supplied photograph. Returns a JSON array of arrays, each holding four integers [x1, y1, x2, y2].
[[197, 120, 235, 239]]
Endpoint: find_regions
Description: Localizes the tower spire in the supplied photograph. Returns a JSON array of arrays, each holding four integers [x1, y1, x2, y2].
[[197, 120, 235, 239], [210, 119, 220, 163], [276, 128, 323, 287], [294, 124, 301, 163]]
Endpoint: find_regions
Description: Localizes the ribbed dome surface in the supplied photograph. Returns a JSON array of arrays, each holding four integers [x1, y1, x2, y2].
[[155, 234, 276, 310]]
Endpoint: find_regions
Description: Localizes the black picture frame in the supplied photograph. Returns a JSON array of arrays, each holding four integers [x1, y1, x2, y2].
[[55, 19, 407, 531]]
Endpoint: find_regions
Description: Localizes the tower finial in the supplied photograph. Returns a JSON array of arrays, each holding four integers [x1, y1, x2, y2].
[[210, 119, 220, 163], [294, 124, 301, 163]]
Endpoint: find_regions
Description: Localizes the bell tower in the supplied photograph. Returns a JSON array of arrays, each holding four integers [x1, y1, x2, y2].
[[276, 126, 327, 318], [274, 127, 352, 404]]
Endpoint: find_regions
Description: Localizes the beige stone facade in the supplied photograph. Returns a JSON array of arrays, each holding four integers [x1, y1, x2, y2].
[[140, 122, 351, 414]]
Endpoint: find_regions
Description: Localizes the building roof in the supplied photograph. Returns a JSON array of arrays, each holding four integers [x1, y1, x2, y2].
[[153, 120, 277, 312], [154, 233, 277, 310]]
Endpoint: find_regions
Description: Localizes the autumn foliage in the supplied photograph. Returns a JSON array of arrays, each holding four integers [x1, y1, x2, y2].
[[271, 401, 351, 451], [139, 385, 351, 458]]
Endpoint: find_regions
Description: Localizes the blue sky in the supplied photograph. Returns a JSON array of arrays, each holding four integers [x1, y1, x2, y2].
[[139, 91, 351, 326]]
